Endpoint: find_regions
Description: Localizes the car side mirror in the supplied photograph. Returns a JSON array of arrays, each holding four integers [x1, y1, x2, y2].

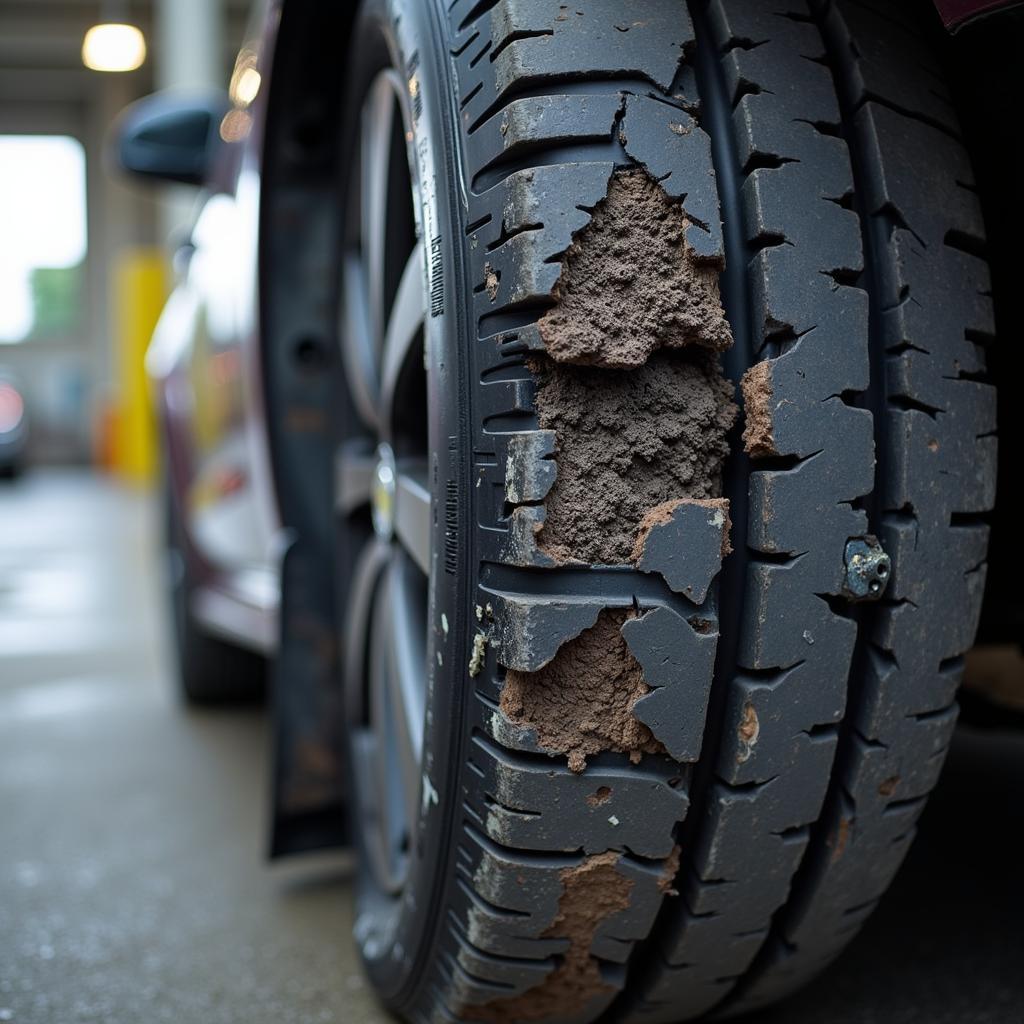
[[112, 90, 230, 187]]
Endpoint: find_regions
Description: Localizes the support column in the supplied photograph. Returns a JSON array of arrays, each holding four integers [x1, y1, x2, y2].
[[154, 0, 225, 243], [156, 0, 224, 92]]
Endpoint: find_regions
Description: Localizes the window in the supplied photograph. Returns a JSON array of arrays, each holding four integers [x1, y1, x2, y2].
[[0, 135, 88, 344]]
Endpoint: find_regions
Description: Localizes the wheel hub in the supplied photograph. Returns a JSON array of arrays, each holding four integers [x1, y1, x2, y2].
[[371, 443, 397, 541]]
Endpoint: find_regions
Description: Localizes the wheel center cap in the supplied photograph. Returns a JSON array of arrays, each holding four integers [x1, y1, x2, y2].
[[371, 443, 397, 541]]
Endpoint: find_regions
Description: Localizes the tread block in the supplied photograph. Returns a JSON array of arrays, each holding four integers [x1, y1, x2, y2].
[[836, 0, 961, 134], [747, 448, 870, 559], [622, 605, 719, 763], [620, 94, 724, 260], [487, 591, 604, 672], [449, 0, 696, 133], [717, 667, 840, 787], [466, 93, 622, 189], [503, 429, 558, 504], [633, 500, 729, 604], [739, 559, 858, 672], [501, 505, 558, 568], [468, 736, 686, 859], [471, 163, 615, 313]]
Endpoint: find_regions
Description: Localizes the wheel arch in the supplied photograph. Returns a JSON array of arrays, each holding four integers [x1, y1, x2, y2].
[[258, 0, 359, 857]]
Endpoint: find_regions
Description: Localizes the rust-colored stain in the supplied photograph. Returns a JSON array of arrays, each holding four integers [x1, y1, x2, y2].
[[740, 360, 778, 458], [501, 610, 664, 773], [465, 852, 633, 1022]]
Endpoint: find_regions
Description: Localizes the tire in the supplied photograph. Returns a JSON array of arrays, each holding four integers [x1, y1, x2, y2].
[[334, 0, 995, 1020], [164, 475, 266, 704]]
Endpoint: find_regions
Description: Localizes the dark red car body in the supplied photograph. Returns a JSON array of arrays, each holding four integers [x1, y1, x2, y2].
[[935, 0, 1022, 29]]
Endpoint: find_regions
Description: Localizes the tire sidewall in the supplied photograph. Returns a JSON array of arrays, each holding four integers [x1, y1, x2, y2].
[[340, 0, 472, 1008]]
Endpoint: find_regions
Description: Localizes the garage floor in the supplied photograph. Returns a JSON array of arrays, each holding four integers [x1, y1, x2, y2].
[[1, 471, 1021, 1024]]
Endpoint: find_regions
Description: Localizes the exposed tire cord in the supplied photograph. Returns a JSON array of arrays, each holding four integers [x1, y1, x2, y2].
[[411, 1, 996, 1021]]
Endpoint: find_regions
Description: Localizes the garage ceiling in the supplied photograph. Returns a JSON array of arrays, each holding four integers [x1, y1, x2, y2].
[[0, 0, 252, 82]]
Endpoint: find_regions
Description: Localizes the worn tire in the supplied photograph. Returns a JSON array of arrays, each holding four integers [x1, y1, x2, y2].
[[343, 0, 996, 1020]]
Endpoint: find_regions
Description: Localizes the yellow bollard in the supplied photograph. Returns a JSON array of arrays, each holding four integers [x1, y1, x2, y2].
[[111, 247, 166, 484]]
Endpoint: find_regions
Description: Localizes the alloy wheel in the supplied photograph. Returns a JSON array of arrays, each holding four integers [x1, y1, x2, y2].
[[336, 66, 431, 898]]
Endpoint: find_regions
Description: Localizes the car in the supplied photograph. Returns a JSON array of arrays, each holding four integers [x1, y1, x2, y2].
[[0, 369, 28, 479], [113, 0, 1020, 1020]]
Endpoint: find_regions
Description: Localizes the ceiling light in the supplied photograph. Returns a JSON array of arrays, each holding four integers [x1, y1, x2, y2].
[[82, 23, 147, 73], [233, 67, 261, 106], [220, 109, 253, 144]]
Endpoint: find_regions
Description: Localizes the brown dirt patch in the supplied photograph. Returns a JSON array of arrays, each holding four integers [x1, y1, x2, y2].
[[740, 359, 777, 457], [500, 610, 663, 773], [831, 817, 852, 863], [736, 702, 760, 764], [532, 354, 736, 566], [466, 852, 632, 1023], [878, 776, 900, 797], [484, 263, 499, 301], [659, 846, 682, 895], [538, 169, 732, 368]]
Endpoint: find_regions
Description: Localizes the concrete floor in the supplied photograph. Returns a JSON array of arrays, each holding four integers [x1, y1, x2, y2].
[[1, 470, 1021, 1024]]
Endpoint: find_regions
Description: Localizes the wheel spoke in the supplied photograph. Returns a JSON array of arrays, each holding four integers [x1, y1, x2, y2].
[[361, 70, 402, 359], [340, 60, 432, 904], [349, 730, 402, 894], [382, 556, 426, 830], [335, 440, 376, 514], [368, 583, 409, 894], [394, 461, 431, 576], [380, 246, 426, 435], [340, 254, 380, 431], [343, 538, 390, 724]]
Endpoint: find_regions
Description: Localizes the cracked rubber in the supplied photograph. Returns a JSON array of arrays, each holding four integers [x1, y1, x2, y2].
[[351, 1, 996, 1020]]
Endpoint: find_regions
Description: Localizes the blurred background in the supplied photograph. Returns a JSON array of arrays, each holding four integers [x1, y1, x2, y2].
[[0, 2, 1021, 1023], [0, 0, 251, 475], [0, 4, 384, 1021]]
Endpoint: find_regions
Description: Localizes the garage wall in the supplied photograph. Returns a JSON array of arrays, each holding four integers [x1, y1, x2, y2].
[[0, 0, 250, 465]]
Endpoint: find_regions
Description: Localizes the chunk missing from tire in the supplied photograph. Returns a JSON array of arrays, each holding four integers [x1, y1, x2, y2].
[[528, 167, 737, 567], [463, 848, 682, 1024], [531, 353, 736, 566], [492, 158, 736, 780], [464, 852, 634, 1024], [537, 170, 732, 368], [500, 610, 665, 773]]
